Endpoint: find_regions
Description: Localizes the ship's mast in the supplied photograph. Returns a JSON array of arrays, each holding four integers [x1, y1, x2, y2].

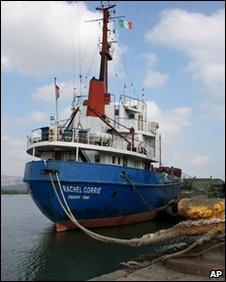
[[86, 3, 116, 117], [96, 3, 115, 94]]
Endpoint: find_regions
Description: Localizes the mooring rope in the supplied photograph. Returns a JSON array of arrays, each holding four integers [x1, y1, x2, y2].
[[120, 171, 177, 211], [48, 170, 225, 247], [49, 171, 135, 245]]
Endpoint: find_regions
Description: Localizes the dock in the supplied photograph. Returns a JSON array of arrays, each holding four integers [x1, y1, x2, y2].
[[89, 242, 224, 281], [90, 193, 225, 281]]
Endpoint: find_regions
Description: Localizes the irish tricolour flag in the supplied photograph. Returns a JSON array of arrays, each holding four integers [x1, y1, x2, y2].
[[118, 19, 133, 29]]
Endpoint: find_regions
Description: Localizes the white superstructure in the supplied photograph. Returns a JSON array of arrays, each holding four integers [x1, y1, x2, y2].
[[27, 94, 160, 170]]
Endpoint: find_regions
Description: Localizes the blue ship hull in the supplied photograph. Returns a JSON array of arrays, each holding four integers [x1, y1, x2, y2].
[[23, 161, 181, 231]]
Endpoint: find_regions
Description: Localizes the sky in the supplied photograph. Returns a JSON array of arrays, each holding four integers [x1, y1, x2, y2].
[[1, 1, 225, 179]]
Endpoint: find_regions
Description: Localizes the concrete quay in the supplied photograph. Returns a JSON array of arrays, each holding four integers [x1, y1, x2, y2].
[[89, 244, 225, 281]]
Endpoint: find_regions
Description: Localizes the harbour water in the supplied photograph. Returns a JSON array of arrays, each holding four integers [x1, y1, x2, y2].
[[1, 195, 174, 281]]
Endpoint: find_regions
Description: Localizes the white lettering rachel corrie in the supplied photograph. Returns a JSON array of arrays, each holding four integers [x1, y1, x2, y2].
[[62, 185, 102, 194]]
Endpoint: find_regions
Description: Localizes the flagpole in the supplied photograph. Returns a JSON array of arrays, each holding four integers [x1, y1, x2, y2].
[[159, 134, 162, 167], [54, 77, 59, 125]]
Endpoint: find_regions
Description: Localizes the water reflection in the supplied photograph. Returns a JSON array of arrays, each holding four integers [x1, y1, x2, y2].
[[2, 195, 175, 281], [20, 221, 174, 281]]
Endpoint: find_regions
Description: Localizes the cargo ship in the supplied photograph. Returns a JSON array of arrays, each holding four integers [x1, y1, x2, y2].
[[23, 2, 181, 232]]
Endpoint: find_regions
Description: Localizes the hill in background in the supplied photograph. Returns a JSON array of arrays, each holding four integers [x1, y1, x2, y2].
[[1, 175, 27, 192]]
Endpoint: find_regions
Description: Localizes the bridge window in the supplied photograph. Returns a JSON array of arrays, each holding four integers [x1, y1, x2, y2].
[[145, 162, 150, 170], [112, 156, 115, 164], [123, 157, 128, 166], [95, 154, 100, 163], [115, 109, 119, 115], [54, 151, 61, 161], [129, 114, 135, 119], [118, 157, 121, 165]]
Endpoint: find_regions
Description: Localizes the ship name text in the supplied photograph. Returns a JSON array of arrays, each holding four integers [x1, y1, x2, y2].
[[62, 185, 102, 194]]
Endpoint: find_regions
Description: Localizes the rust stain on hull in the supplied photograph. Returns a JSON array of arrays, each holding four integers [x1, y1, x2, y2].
[[55, 210, 157, 232]]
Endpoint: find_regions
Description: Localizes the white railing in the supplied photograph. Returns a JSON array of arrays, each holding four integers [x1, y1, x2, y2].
[[27, 127, 157, 160], [116, 118, 158, 134], [120, 94, 146, 112]]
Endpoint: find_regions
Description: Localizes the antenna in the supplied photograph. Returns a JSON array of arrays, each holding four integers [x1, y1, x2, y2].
[[159, 134, 162, 167], [141, 88, 144, 101], [123, 83, 127, 95], [71, 87, 76, 110]]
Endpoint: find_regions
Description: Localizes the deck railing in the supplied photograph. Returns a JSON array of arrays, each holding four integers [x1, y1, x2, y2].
[[27, 127, 156, 159], [120, 94, 146, 111], [115, 118, 158, 134]]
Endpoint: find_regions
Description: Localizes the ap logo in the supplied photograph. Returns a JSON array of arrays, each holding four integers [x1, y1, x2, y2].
[[209, 270, 223, 278]]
